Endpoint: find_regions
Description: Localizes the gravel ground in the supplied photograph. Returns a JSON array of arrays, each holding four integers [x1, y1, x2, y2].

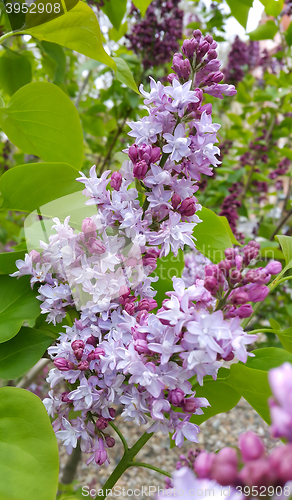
[[59, 398, 279, 499]]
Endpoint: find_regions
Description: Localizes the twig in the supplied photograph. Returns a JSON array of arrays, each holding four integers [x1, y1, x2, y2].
[[16, 358, 51, 389], [75, 70, 92, 109], [99, 113, 130, 174]]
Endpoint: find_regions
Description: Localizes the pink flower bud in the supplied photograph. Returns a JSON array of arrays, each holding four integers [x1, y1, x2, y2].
[[210, 447, 238, 485], [171, 193, 181, 210], [119, 285, 131, 299], [150, 147, 161, 164], [270, 444, 292, 483], [248, 284, 269, 302], [82, 217, 97, 237], [128, 144, 139, 164], [124, 301, 136, 315], [229, 269, 242, 284], [54, 358, 71, 371], [265, 261, 282, 275], [78, 360, 89, 371], [204, 276, 219, 293], [168, 388, 185, 406], [178, 197, 196, 217], [239, 431, 265, 462], [110, 171, 122, 191], [86, 335, 97, 346], [136, 310, 149, 325], [182, 398, 200, 413], [205, 264, 219, 277], [96, 417, 109, 430], [182, 38, 198, 59], [194, 451, 215, 478], [230, 290, 249, 306], [133, 160, 148, 180], [71, 340, 85, 351], [105, 435, 115, 448], [238, 458, 275, 487], [134, 339, 151, 354], [74, 348, 84, 360], [235, 304, 253, 318], [225, 248, 236, 260], [95, 439, 108, 466]]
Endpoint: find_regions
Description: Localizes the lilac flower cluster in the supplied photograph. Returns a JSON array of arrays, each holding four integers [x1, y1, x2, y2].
[[126, 0, 183, 70], [202, 243, 282, 323], [219, 182, 244, 242], [269, 362, 292, 442], [12, 31, 240, 468], [269, 158, 290, 192], [223, 37, 260, 85]]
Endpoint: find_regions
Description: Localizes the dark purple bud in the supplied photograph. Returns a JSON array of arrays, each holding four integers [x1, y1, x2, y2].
[[239, 431, 265, 462], [204, 276, 219, 293], [124, 301, 136, 315], [61, 392, 71, 403], [128, 144, 139, 164], [74, 348, 84, 361], [182, 38, 198, 59], [96, 417, 109, 430], [105, 435, 115, 448], [133, 160, 148, 180], [193, 29, 203, 41], [150, 146, 161, 164], [229, 269, 242, 284], [225, 248, 236, 260], [212, 71, 224, 83], [236, 304, 253, 318], [119, 285, 131, 299], [110, 171, 122, 191], [178, 197, 196, 217], [171, 193, 181, 210], [205, 264, 219, 277], [109, 408, 116, 418], [78, 360, 89, 371], [86, 335, 97, 346]]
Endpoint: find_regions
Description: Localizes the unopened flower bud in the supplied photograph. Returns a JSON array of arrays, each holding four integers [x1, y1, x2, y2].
[[230, 290, 249, 306], [178, 197, 197, 217], [171, 193, 181, 210], [87, 238, 106, 255], [168, 388, 185, 406], [105, 435, 115, 448], [248, 285, 269, 302], [225, 248, 236, 260], [78, 360, 89, 371], [124, 301, 136, 315], [194, 451, 215, 478], [239, 458, 275, 487], [204, 276, 219, 293], [236, 304, 253, 318], [182, 38, 198, 59], [109, 408, 116, 418], [110, 171, 122, 191], [239, 431, 265, 462], [265, 261, 282, 275], [82, 217, 97, 237], [86, 335, 97, 346], [29, 249, 41, 263], [128, 144, 139, 164], [96, 417, 108, 430], [133, 160, 148, 180], [71, 340, 85, 351], [54, 358, 71, 371], [61, 392, 71, 403]]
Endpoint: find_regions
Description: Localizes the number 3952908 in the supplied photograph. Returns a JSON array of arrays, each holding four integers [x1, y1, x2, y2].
[[5, 3, 61, 13]]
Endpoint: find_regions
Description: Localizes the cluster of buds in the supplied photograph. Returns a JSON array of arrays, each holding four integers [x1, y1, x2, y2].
[[193, 431, 292, 487], [203, 242, 282, 321], [127, 143, 161, 180], [219, 182, 244, 242], [169, 30, 236, 101]]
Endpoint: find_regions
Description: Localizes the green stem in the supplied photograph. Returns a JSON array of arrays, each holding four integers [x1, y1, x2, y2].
[[127, 461, 171, 478], [247, 328, 279, 335], [109, 422, 128, 453], [98, 431, 154, 500], [0, 31, 15, 45]]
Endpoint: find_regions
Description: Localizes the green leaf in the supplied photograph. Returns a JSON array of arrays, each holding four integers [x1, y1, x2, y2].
[[264, 0, 284, 16], [23, 2, 116, 70], [113, 57, 140, 94], [193, 208, 233, 264], [102, 0, 127, 30], [275, 235, 292, 266], [225, 0, 251, 29], [132, 0, 153, 16], [285, 21, 292, 46], [0, 327, 52, 379], [219, 216, 241, 245], [0, 275, 40, 343], [109, 21, 128, 42], [229, 363, 272, 423], [0, 49, 32, 96], [269, 318, 280, 330], [0, 387, 59, 500], [0, 251, 26, 274], [0, 82, 83, 169], [0, 162, 83, 213], [248, 20, 278, 40], [152, 249, 184, 307], [40, 41, 66, 84], [190, 369, 241, 425]]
